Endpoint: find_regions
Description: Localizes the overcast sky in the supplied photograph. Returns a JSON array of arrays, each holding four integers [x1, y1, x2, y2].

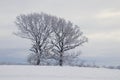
[[0, 0, 120, 66]]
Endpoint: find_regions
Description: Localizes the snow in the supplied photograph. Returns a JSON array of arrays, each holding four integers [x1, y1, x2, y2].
[[0, 65, 120, 80]]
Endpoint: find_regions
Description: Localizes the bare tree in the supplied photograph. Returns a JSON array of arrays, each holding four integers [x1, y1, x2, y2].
[[15, 12, 87, 66], [15, 13, 53, 65], [51, 18, 87, 66]]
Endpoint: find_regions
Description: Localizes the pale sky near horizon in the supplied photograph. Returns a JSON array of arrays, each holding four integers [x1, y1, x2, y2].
[[0, 0, 120, 66]]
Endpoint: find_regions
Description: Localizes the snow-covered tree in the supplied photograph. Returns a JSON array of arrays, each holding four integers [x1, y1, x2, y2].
[[15, 13, 53, 65], [51, 17, 87, 66], [15, 12, 87, 66]]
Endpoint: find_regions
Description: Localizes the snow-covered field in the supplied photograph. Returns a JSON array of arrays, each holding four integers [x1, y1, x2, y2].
[[0, 65, 120, 80]]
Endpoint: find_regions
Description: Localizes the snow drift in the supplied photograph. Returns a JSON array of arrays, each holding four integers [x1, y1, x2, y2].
[[0, 65, 120, 80]]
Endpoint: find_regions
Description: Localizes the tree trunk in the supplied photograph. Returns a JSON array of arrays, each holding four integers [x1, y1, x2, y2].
[[36, 47, 42, 65], [59, 53, 63, 66], [59, 59, 63, 66], [36, 58, 40, 65]]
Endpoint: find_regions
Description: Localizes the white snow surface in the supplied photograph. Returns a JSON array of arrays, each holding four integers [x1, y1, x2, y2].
[[0, 65, 120, 80]]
